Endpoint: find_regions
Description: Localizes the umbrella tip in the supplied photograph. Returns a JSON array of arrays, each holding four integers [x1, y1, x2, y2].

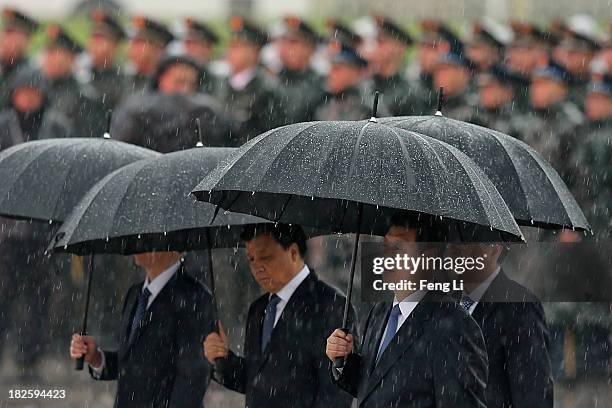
[[195, 118, 204, 148], [434, 87, 444, 116], [369, 91, 380, 122], [103, 109, 113, 139]]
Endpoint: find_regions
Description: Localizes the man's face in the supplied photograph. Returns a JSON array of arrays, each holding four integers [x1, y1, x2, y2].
[[158, 63, 198, 95], [132, 251, 182, 271], [369, 35, 405, 69], [466, 42, 500, 70], [529, 77, 567, 109], [0, 27, 30, 62], [128, 37, 163, 70], [418, 39, 449, 74], [327, 62, 362, 94], [277, 36, 314, 71], [226, 39, 259, 73], [42, 47, 75, 80], [12, 87, 43, 113], [433, 63, 470, 97], [479, 80, 513, 110], [585, 92, 612, 121], [245, 234, 299, 293], [184, 37, 214, 65], [87, 33, 119, 68], [506, 44, 545, 75], [383, 226, 419, 282], [445, 243, 502, 284], [554, 45, 594, 76]]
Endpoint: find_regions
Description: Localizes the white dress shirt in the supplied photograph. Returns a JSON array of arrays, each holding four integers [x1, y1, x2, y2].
[[463, 266, 501, 315], [271, 264, 310, 327], [229, 67, 256, 91], [90, 261, 181, 373], [376, 290, 427, 357]]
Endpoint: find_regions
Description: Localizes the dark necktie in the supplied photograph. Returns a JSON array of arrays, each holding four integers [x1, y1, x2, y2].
[[261, 294, 281, 353], [129, 287, 151, 342], [376, 304, 402, 363], [461, 295, 475, 314]]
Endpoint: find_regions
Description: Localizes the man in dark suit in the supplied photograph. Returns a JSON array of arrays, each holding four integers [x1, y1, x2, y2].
[[204, 223, 355, 408], [326, 216, 489, 408], [70, 251, 215, 408], [446, 244, 554, 408]]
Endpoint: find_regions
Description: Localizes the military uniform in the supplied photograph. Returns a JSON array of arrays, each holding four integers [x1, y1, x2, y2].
[[510, 102, 584, 183], [471, 105, 516, 134], [0, 8, 38, 108], [125, 16, 174, 95], [434, 51, 477, 122], [276, 68, 325, 124], [315, 86, 372, 121], [183, 18, 220, 95]]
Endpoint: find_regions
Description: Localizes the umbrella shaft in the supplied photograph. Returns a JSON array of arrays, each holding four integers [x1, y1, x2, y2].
[[342, 203, 363, 328], [81, 254, 95, 335]]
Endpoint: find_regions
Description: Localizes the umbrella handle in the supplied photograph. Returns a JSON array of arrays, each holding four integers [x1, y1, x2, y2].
[[332, 327, 350, 371], [75, 254, 95, 371]]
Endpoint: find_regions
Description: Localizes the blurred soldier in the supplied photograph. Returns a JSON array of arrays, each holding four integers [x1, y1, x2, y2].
[[552, 15, 602, 109], [70, 252, 215, 408], [471, 65, 528, 134], [217, 16, 279, 146], [41, 25, 91, 125], [275, 16, 325, 124], [315, 43, 374, 121], [0, 68, 71, 379], [365, 15, 426, 116], [0, 67, 72, 147], [571, 75, 612, 239], [511, 60, 584, 183], [126, 16, 174, 95], [506, 22, 555, 114], [466, 18, 513, 74], [432, 50, 476, 121], [113, 54, 228, 151], [83, 10, 127, 113], [204, 224, 356, 408], [0, 8, 38, 108], [183, 18, 219, 95], [409, 21, 463, 114]]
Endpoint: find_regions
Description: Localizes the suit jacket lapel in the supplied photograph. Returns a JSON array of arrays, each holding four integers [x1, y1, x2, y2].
[[255, 272, 316, 374], [363, 296, 435, 400], [122, 267, 181, 356], [119, 285, 140, 359], [363, 302, 392, 378], [472, 271, 509, 323]]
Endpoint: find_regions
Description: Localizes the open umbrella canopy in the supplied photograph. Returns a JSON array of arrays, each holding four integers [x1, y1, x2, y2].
[[192, 120, 524, 241], [0, 138, 157, 223], [379, 115, 590, 232], [51, 147, 268, 255]]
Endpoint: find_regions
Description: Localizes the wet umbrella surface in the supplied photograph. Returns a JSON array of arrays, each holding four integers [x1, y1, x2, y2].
[[380, 115, 590, 232], [0, 138, 157, 222]]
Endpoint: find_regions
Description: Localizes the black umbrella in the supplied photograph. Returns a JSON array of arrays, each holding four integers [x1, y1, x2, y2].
[[379, 114, 590, 232], [0, 138, 157, 222], [50, 146, 269, 370], [192, 117, 524, 368]]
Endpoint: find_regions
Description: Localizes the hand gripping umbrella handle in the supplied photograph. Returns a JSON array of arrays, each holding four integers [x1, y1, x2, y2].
[[334, 202, 363, 371], [76, 254, 95, 371]]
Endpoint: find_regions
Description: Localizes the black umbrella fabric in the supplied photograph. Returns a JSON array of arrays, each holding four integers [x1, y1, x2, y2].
[[0, 138, 157, 222], [379, 115, 591, 232], [50, 146, 269, 370], [51, 147, 267, 255], [192, 120, 523, 241], [191, 119, 525, 369]]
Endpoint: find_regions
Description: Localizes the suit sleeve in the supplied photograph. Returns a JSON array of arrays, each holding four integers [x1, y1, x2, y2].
[[434, 310, 489, 408], [168, 288, 216, 408], [88, 350, 119, 381], [504, 302, 554, 407], [330, 304, 374, 398], [314, 300, 359, 406]]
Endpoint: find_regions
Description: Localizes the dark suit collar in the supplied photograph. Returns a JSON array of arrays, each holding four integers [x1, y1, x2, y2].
[[363, 291, 438, 400], [472, 269, 510, 322], [120, 264, 186, 358], [253, 270, 318, 372]]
